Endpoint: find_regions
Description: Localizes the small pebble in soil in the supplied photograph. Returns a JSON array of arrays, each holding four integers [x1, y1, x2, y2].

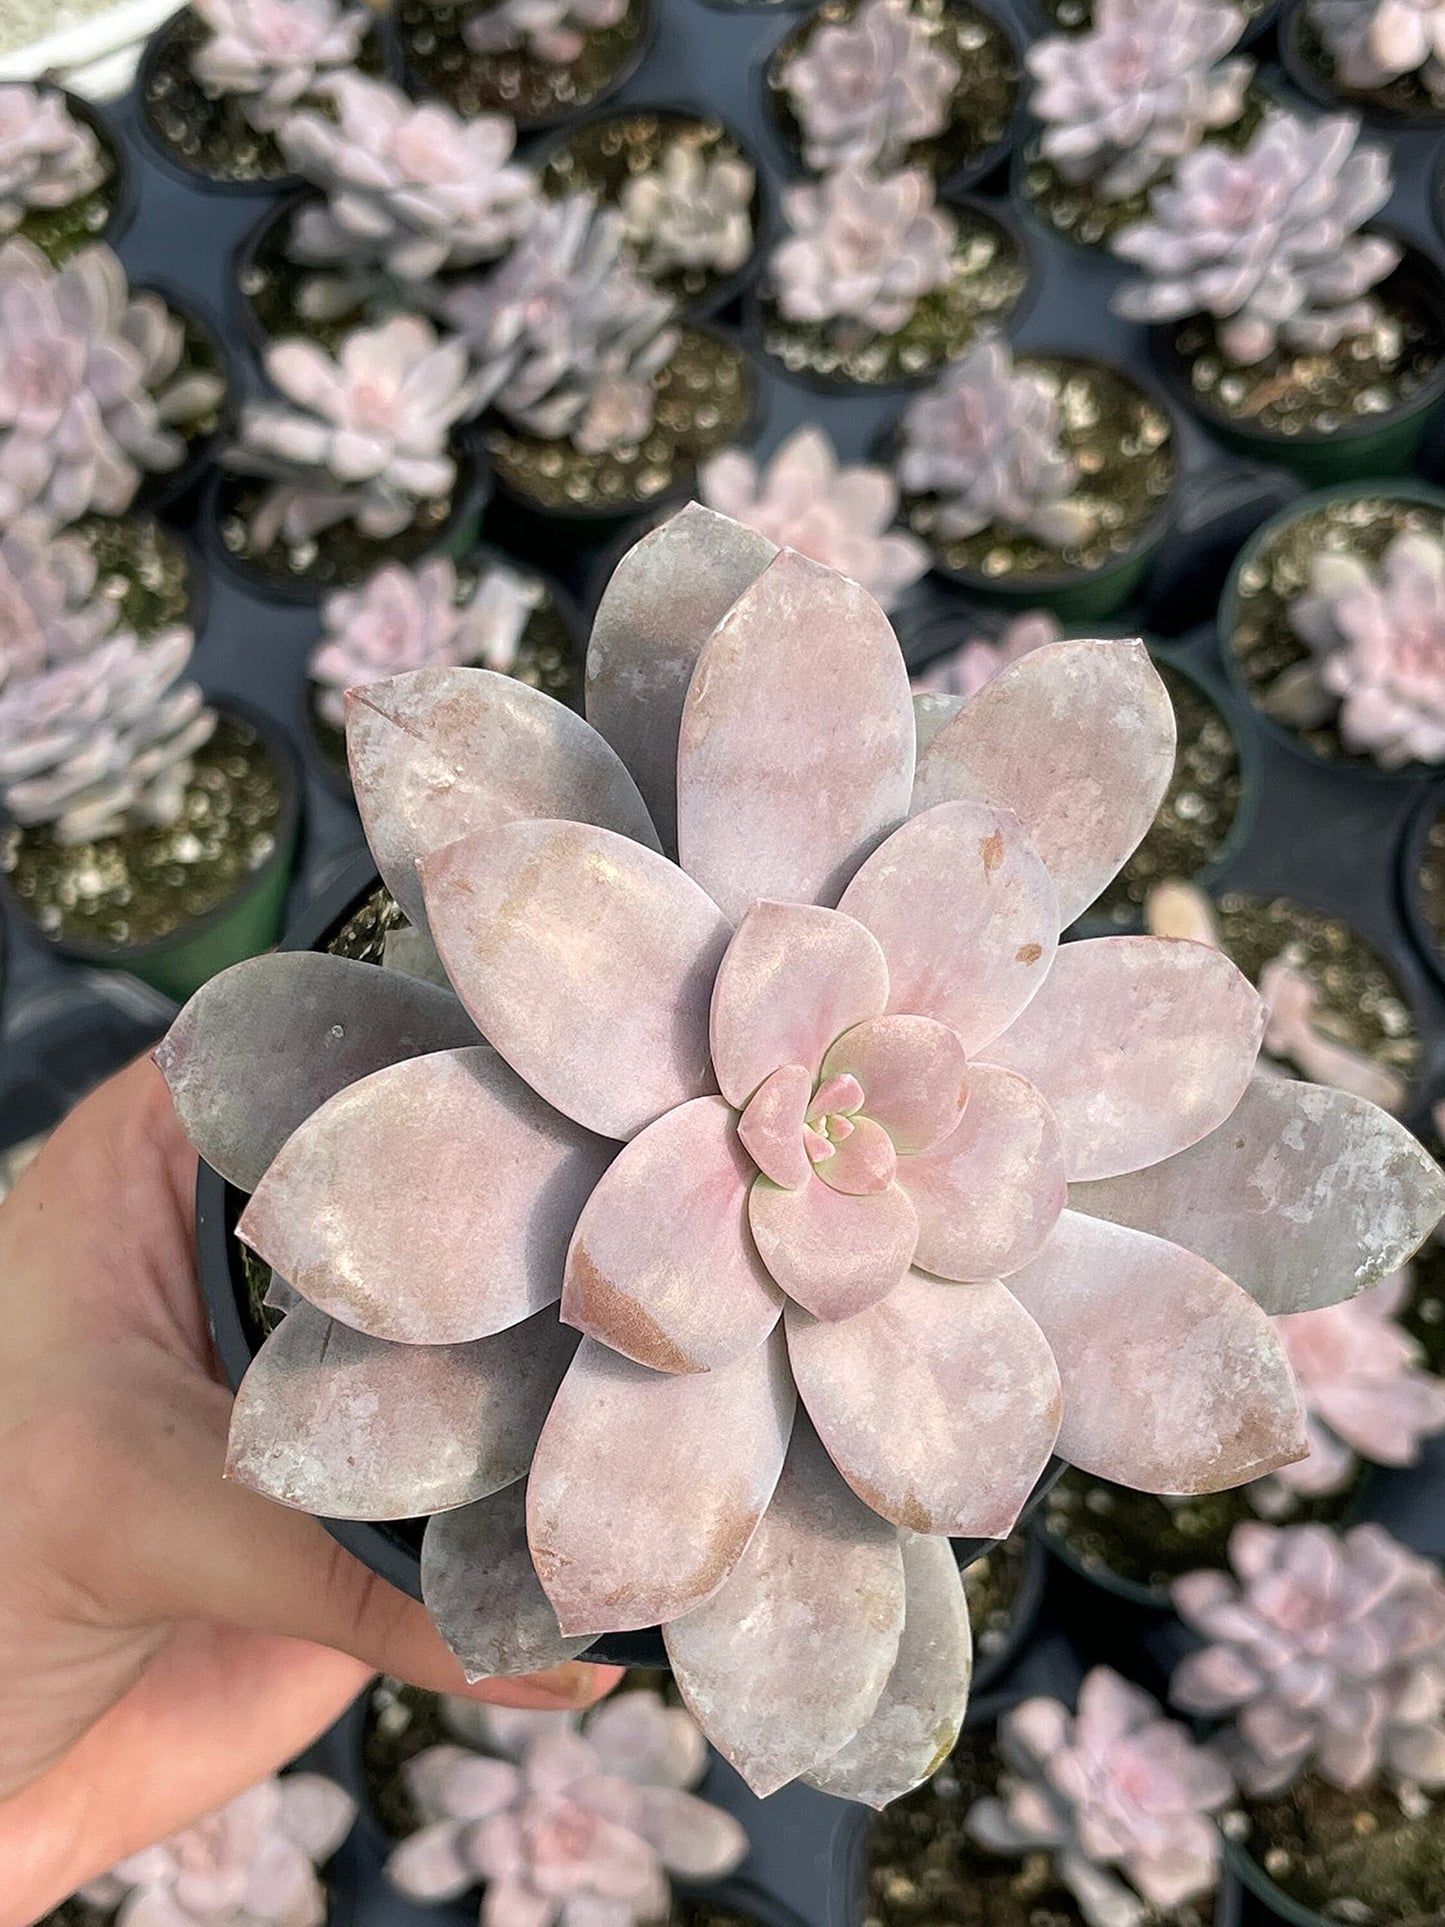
[[397, 0, 648, 125], [1238, 1775, 1445, 1923]]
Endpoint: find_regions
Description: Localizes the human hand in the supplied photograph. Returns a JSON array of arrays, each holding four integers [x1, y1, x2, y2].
[[0, 1056, 620, 1924]]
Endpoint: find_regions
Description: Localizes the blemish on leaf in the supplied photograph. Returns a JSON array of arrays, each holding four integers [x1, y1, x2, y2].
[[1016, 943, 1043, 965], [981, 831, 1005, 876]]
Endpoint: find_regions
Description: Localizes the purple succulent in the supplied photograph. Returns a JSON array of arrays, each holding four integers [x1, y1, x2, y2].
[[190, 0, 369, 132], [0, 84, 108, 236], [770, 165, 957, 336], [777, 0, 962, 173]]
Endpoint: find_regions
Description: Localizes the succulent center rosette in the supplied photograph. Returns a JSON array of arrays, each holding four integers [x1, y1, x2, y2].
[[157, 505, 1445, 1811]]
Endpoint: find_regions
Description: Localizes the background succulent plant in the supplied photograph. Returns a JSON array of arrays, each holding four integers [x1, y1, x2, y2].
[[1112, 110, 1400, 364], [618, 143, 755, 279], [770, 165, 957, 335], [910, 611, 1062, 700], [1310, 0, 1445, 100], [461, 0, 630, 65], [0, 513, 117, 689], [190, 0, 369, 133], [0, 84, 108, 237], [777, 0, 962, 173]]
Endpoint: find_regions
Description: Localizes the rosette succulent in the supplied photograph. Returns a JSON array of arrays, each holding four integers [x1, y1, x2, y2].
[[0, 512, 115, 688], [770, 165, 956, 335], [1112, 110, 1400, 364], [1026, 0, 1252, 201], [462, 0, 629, 65], [777, 0, 962, 172], [386, 1691, 748, 1921], [190, 0, 369, 133], [1310, 0, 1445, 100], [156, 504, 1445, 1805], [1172, 1521, 1445, 1792], [0, 84, 108, 237], [969, 1667, 1233, 1927], [0, 239, 224, 527], [80, 1771, 356, 1926], [618, 143, 755, 279], [910, 612, 1062, 702], [896, 340, 1094, 547], [699, 427, 928, 610]]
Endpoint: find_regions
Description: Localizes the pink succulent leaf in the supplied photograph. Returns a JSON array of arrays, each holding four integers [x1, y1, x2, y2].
[[787, 1272, 1061, 1537], [819, 1015, 972, 1156], [911, 639, 1176, 926], [903, 1064, 1066, 1282], [155, 951, 479, 1192], [675, 547, 915, 923], [483, 1877, 557, 1927], [347, 666, 660, 931], [985, 937, 1265, 1182], [738, 1065, 815, 1190], [709, 900, 891, 1110], [238, 1047, 611, 1344], [447, 1703, 581, 1760], [838, 801, 1059, 1054], [422, 1483, 594, 1681], [561, 1096, 782, 1373], [664, 1417, 906, 1798], [277, 1773, 357, 1863], [422, 822, 728, 1142], [583, 1694, 707, 1792], [811, 1112, 899, 1194], [226, 1302, 578, 1519], [585, 502, 777, 852], [806, 1532, 971, 1808], [1069, 1077, 1445, 1315], [910, 612, 1063, 705], [386, 1817, 478, 1900], [0, 84, 109, 233], [526, 1332, 795, 1636], [749, 1171, 918, 1320], [622, 1784, 748, 1880], [1006, 1212, 1306, 1492]]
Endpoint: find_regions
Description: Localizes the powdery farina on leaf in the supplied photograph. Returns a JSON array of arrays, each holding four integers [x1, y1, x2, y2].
[[156, 503, 1445, 1805]]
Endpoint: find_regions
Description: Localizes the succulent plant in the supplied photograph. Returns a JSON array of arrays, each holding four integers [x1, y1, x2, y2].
[[1026, 0, 1252, 201], [461, 0, 630, 64], [312, 556, 544, 725], [969, 1667, 1233, 1927], [910, 611, 1063, 702], [1310, 0, 1445, 100], [278, 75, 537, 286], [777, 0, 962, 173], [698, 426, 928, 610], [190, 0, 369, 133], [0, 84, 108, 237], [225, 316, 481, 549], [896, 339, 1095, 548], [0, 625, 214, 845], [0, 239, 225, 528], [770, 164, 957, 336], [618, 142, 756, 279], [443, 194, 678, 453], [0, 512, 116, 689], [80, 1771, 356, 1926], [386, 1689, 748, 1920], [1112, 110, 1400, 364], [155, 504, 1445, 1805], [1172, 1521, 1445, 1793]]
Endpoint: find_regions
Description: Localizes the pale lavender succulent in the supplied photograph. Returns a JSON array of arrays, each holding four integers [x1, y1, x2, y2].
[[1172, 1521, 1445, 1794], [770, 165, 956, 335], [278, 75, 537, 286], [897, 340, 1095, 547], [1311, 0, 1445, 99], [1112, 109, 1400, 364], [386, 1691, 747, 1924], [0, 512, 115, 689], [226, 316, 481, 549], [777, 0, 962, 172], [619, 143, 755, 278], [190, 0, 368, 133], [81, 1771, 356, 1927], [0, 238, 225, 527], [969, 1667, 1233, 1927], [443, 194, 678, 453], [0, 84, 108, 236], [462, 0, 629, 65], [1027, 0, 1252, 201], [312, 555, 543, 725], [698, 426, 928, 609], [910, 611, 1063, 701]]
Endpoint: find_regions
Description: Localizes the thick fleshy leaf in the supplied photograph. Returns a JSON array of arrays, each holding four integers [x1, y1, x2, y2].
[[586, 503, 777, 851], [422, 1482, 593, 1681], [348, 667, 660, 929], [738, 1065, 813, 1189], [155, 952, 479, 1192], [527, 1333, 795, 1636], [913, 692, 965, 757], [838, 803, 1058, 1054], [812, 1113, 898, 1195], [562, 1097, 782, 1373], [227, 1304, 578, 1519], [710, 902, 889, 1108], [911, 640, 1176, 925], [820, 1016, 969, 1155], [904, 1065, 1066, 1282], [422, 821, 731, 1141], [239, 1048, 611, 1344], [787, 1273, 1060, 1536], [750, 1174, 917, 1320], [676, 549, 915, 923], [985, 938, 1265, 1182], [1070, 1077, 1445, 1315], [628, 1785, 749, 1880], [664, 1418, 905, 1798], [1004, 1212, 1307, 1493], [806, 1533, 972, 1808]]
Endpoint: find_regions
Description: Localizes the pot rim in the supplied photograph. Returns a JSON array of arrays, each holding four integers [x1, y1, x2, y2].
[[133, 3, 306, 196], [1279, 0, 1445, 129]]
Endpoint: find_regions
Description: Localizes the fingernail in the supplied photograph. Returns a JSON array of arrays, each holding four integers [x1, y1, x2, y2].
[[529, 1662, 621, 1706]]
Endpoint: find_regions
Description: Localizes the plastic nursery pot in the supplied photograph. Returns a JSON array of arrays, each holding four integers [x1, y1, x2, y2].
[[135, 4, 301, 194], [962, 1528, 1051, 1722], [1279, 0, 1445, 126], [1222, 1834, 1348, 1927], [230, 188, 313, 363], [1398, 778, 1445, 993], [1016, 0, 1279, 40], [1150, 240, 1445, 487], [130, 282, 235, 519], [14, 88, 137, 263]]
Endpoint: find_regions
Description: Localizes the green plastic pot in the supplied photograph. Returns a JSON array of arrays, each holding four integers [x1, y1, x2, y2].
[[1224, 1834, 1342, 1927]]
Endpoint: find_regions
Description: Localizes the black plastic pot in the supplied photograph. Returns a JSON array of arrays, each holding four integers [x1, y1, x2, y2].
[[1398, 778, 1445, 992], [27, 88, 138, 261], [130, 281, 235, 520], [1279, 0, 1445, 126], [964, 1528, 1051, 1725], [135, 5, 303, 196], [1016, 0, 1280, 45]]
